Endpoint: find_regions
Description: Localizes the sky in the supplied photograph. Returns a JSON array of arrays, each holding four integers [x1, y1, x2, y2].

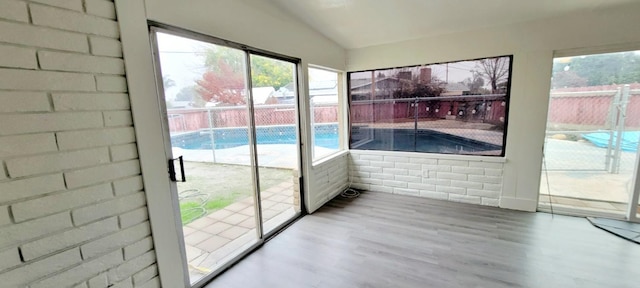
[[156, 32, 210, 100], [155, 32, 337, 101]]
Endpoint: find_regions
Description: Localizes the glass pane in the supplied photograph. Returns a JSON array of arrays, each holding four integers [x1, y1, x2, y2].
[[249, 54, 301, 234], [155, 31, 258, 284], [309, 68, 340, 160], [538, 51, 640, 216], [349, 57, 510, 156]]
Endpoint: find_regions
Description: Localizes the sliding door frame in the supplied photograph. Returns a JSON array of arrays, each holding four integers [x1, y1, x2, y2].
[[148, 24, 305, 287], [540, 45, 640, 223]]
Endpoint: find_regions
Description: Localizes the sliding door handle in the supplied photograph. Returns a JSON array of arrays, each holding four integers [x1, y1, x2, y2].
[[168, 156, 186, 182]]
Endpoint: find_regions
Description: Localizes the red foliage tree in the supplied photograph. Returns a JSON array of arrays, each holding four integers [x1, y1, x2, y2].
[[196, 60, 246, 105]]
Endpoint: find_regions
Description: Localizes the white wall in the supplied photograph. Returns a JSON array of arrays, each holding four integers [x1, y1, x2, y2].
[[145, 0, 345, 70], [0, 0, 158, 287], [347, 1, 640, 211]]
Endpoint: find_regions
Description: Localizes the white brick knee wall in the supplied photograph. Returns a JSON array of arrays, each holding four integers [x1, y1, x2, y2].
[[349, 150, 504, 207], [0, 1, 159, 287], [308, 152, 349, 212]]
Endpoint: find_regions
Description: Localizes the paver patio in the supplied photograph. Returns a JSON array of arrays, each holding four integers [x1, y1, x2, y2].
[[181, 179, 297, 283]]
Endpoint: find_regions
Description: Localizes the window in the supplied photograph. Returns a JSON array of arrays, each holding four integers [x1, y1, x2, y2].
[[348, 56, 512, 156], [309, 67, 342, 160]]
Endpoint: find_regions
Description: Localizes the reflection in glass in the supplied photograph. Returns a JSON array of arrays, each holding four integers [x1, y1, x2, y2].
[[349, 56, 512, 156], [249, 54, 301, 235], [309, 68, 340, 160], [155, 31, 258, 285], [538, 50, 640, 217]]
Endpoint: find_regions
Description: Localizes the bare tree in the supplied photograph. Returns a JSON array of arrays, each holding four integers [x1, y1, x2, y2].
[[477, 57, 510, 93]]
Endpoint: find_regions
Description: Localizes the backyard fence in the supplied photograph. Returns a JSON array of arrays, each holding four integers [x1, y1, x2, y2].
[[168, 103, 337, 133], [543, 85, 640, 173]]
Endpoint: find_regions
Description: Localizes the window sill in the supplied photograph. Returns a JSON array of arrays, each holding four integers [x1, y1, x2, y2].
[[312, 150, 349, 167], [348, 149, 506, 163]]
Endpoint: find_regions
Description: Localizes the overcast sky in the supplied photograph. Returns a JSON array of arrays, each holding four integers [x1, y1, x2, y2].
[[155, 32, 337, 100]]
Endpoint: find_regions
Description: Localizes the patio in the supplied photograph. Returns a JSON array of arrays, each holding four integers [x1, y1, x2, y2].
[[182, 180, 297, 283]]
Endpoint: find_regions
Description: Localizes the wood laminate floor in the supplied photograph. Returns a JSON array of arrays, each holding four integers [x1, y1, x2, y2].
[[205, 191, 640, 288]]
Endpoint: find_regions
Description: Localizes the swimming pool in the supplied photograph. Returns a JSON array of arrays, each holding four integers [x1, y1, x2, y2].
[[351, 128, 502, 155], [171, 124, 339, 150], [172, 125, 501, 156]]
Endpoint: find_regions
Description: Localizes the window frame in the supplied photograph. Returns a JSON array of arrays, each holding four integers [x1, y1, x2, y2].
[[308, 65, 347, 162], [346, 55, 514, 157]]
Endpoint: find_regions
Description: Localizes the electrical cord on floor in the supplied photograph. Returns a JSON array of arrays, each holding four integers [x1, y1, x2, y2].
[[340, 188, 360, 198], [340, 176, 361, 199]]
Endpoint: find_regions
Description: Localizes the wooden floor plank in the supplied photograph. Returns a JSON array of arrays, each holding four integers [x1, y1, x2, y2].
[[205, 191, 640, 288]]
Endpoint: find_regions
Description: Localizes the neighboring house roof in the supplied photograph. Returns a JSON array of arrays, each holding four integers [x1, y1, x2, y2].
[[252, 87, 276, 104], [275, 80, 338, 99], [350, 77, 402, 90]]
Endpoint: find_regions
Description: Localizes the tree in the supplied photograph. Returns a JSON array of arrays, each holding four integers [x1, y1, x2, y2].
[[203, 48, 293, 90], [250, 55, 294, 90], [461, 71, 486, 94], [175, 85, 206, 107], [476, 57, 510, 93], [551, 70, 588, 88], [196, 60, 246, 105], [197, 47, 294, 105], [163, 76, 176, 89], [552, 52, 640, 86]]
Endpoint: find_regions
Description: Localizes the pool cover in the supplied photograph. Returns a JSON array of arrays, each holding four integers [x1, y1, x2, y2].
[[582, 131, 640, 152]]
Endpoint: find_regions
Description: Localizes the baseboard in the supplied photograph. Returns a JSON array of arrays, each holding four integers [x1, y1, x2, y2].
[[500, 197, 538, 212]]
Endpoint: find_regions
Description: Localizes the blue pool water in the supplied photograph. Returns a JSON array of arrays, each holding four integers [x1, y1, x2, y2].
[[172, 125, 339, 150], [351, 127, 502, 155], [172, 125, 502, 156]]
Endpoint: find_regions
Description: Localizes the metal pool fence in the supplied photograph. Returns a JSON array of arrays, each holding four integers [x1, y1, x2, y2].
[[543, 85, 640, 173], [167, 103, 339, 162]]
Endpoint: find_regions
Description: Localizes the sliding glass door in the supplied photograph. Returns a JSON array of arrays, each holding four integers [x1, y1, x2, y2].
[[150, 27, 302, 286], [538, 50, 640, 221]]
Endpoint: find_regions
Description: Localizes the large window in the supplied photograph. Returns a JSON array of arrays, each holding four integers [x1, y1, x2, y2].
[[349, 56, 512, 156], [309, 67, 342, 160]]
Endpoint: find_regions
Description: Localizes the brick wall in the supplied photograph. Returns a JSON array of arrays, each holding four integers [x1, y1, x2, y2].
[[308, 152, 349, 212], [0, 1, 159, 287], [349, 150, 504, 206]]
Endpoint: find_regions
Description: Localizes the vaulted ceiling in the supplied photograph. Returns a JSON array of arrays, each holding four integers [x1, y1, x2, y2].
[[268, 0, 638, 49]]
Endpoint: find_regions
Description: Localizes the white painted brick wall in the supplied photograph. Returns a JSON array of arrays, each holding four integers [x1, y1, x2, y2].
[[38, 50, 125, 74], [85, 0, 117, 20], [0, 21, 89, 52], [0, 44, 37, 69], [53, 93, 131, 111], [31, 0, 84, 11], [308, 152, 349, 212], [0, 92, 50, 113], [0, 0, 29, 22], [0, 1, 156, 287], [349, 151, 505, 207]]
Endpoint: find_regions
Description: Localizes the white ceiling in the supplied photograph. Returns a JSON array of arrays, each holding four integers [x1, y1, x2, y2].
[[268, 0, 637, 49]]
